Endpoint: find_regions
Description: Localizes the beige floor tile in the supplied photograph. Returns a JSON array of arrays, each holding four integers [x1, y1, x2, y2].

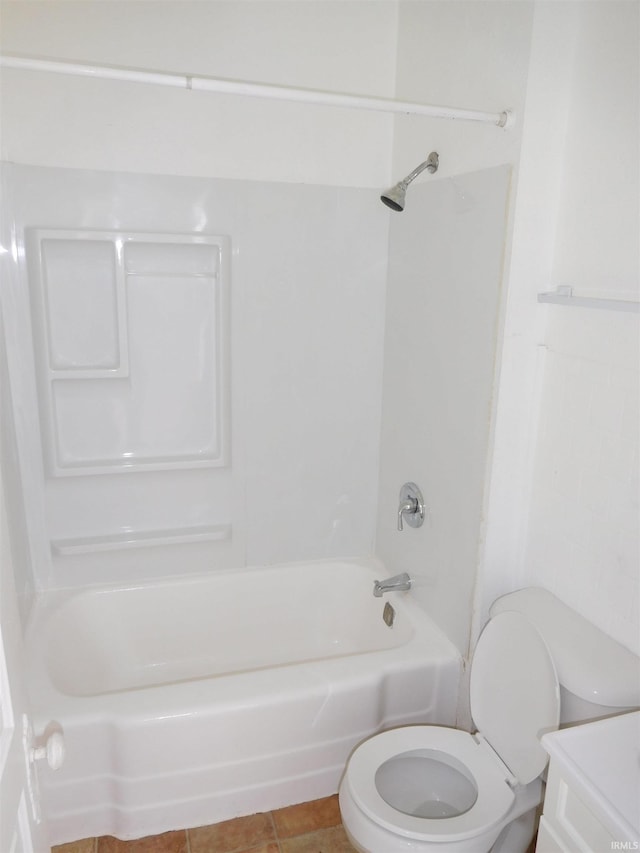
[[279, 825, 356, 853], [52, 841, 97, 853], [188, 812, 276, 853], [232, 846, 280, 853], [271, 796, 341, 839], [97, 830, 187, 853]]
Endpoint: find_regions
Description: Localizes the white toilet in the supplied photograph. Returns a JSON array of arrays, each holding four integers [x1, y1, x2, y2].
[[339, 587, 640, 853]]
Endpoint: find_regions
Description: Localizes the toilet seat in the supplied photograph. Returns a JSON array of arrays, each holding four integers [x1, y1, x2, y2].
[[345, 725, 516, 843], [470, 611, 559, 784]]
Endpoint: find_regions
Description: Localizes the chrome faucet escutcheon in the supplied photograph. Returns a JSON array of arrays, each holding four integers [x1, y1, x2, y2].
[[397, 482, 425, 530]]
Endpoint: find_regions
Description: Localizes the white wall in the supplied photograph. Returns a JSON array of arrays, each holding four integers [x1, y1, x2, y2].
[[0, 0, 397, 187], [552, 1, 639, 300], [525, 308, 639, 652], [478, 1, 639, 655], [475, 1, 581, 633], [522, 1, 639, 654], [391, 1, 533, 181]]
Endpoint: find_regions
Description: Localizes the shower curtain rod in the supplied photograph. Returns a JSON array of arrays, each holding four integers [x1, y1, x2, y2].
[[0, 55, 513, 128]]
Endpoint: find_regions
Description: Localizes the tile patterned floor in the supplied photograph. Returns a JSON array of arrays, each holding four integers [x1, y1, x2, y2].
[[51, 795, 357, 853]]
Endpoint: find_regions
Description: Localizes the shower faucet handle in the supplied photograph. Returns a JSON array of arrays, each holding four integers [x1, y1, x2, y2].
[[397, 482, 425, 531]]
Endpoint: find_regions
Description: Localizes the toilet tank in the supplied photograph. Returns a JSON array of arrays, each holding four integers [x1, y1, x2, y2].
[[490, 588, 640, 726]]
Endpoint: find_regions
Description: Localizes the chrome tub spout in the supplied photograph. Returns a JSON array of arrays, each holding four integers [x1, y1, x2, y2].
[[373, 572, 412, 597]]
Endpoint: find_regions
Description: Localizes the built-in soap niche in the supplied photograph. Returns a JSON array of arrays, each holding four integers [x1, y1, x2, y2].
[[28, 229, 230, 477]]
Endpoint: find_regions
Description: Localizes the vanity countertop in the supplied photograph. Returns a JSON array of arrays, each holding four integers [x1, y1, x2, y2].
[[541, 710, 640, 843]]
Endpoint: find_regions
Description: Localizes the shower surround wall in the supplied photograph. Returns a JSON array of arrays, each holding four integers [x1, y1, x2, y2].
[[375, 167, 511, 655], [2, 164, 388, 596]]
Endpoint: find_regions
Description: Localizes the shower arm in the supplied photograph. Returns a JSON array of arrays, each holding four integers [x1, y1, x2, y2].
[[400, 153, 440, 188]]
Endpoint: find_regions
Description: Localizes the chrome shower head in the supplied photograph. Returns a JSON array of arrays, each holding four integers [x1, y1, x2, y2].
[[380, 181, 408, 211], [381, 152, 439, 211]]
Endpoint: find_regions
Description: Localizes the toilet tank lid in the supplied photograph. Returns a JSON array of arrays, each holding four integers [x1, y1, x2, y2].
[[490, 588, 640, 709]]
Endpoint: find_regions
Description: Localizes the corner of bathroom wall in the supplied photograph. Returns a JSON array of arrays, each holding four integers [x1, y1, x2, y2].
[[524, 4, 639, 650], [471, 0, 582, 640], [477, 0, 639, 655]]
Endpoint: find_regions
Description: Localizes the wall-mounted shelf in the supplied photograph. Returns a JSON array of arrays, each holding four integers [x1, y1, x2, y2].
[[538, 287, 640, 314], [51, 524, 231, 556]]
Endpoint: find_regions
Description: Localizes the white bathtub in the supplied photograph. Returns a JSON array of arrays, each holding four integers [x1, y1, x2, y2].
[[26, 558, 461, 844]]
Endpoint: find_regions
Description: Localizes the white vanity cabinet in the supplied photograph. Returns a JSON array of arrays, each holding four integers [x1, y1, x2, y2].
[[536, 711, 640, 853], [536, 763, 623, 852]]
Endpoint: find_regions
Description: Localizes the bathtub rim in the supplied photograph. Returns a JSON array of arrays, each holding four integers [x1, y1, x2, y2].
[[25, 555, 462, 724], [36, 555, 418, 697]]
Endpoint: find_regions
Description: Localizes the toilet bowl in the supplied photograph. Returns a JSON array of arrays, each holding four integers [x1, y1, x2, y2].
[[340, 726, 545, 852], [339, 610, 560, 853]]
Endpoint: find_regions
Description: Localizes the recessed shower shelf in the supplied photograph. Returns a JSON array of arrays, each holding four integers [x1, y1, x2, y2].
[[28, 228, 230, 477], [538, 288, 640, 314], [51, 524, 231, 556]]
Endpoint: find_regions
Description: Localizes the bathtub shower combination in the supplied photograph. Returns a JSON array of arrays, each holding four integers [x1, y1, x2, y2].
[[0, 74, 509, 845], [0, 155, 468, 846], [27, 559, 461, 843]]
